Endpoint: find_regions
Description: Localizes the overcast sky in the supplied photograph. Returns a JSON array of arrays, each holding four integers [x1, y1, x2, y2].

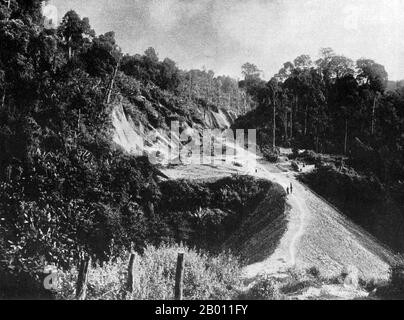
[[52, 0, 404, 80]]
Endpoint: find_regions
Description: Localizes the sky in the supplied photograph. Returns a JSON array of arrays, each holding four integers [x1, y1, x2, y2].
[[51, 0, 404, 81]]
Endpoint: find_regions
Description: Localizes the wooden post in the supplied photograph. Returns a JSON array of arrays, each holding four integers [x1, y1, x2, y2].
[[127, 246, 136, 295], [76, 255, 91, 300], [174, 252, 184, 300]]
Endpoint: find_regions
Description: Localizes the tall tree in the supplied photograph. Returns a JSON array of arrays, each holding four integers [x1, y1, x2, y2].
[[241, 62, 261, 81], [267, 77, 280, 148], [356, 59, 388, 134], [58, 10, 94, 60]]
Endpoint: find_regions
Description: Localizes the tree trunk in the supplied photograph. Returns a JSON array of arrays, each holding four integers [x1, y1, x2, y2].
[[316, 121, 320, 153], [1, 89, 5, 109], [106, 61, 119, 104], [304, 104, 309, 136], [295, 95, 300, 136], [68, 35, 72, 60], [273, 94, 276, 148], [289, 99, 293, 139], [282, 98, 287, 141], [371, 95, 377, 135], [284, 114, 288, 142], [344, 118, 348, 155]]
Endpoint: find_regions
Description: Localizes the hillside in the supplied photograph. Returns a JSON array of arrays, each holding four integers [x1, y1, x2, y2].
[[0, 2, 252, 298], [160, 148, 398, 280], [2, 1, 404, 300]]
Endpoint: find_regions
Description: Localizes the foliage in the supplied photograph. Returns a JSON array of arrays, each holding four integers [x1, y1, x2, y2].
[[56, 244, 243, 300], [300, 165, 404, 252], [235, 50, 404, 176], [156, 176, 275, 251], [260, 145, 280, 163], [237, 51, 404, 255], [244, 274, 282, 300], [374, 260, 404, 299], [242, 267, 323, 300]]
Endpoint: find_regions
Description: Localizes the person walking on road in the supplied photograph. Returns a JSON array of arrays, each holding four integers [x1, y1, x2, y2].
[[290, 182, 293, 194]]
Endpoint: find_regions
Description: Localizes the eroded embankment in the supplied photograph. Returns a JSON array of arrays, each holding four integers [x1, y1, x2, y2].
[[156, 175, 287, 253], [224, 183, 288, 262], [242, 161, 398, 282]]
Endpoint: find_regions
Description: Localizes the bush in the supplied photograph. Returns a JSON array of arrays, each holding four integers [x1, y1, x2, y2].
[[299, 165, 404, 252], [307, 266, 320, 278], [157, 176, 273, 251], [390, 263, 404, 292], [291, 161, 300, 172], [260, 146, 280, 163], [374, 262, 404, 299], [244, 274, 282, 300], [56, 243, 242, 300]]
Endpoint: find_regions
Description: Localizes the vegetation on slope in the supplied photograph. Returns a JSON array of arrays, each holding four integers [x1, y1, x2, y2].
[[158, 176, 285, 252], [300, 165, 404, 253], [235, 51, 404, 257], [234, 52, 404, 175], [55, 243, 243, 300], [0, 2, 259, 298]]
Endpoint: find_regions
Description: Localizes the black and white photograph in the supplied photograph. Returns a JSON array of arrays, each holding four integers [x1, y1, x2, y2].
[[1, 0, 404, 304]]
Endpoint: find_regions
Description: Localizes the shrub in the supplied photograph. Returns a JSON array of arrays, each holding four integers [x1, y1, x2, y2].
[[244, 274, 282, 300], [157, 176, 274, 251], [307, 266, 320, 278], [374, 262, 404, 299], [278, 268, 321, 295], [291, 161, 300, 172], [390, 263, 404, 292], [260, 146, 280, 163]]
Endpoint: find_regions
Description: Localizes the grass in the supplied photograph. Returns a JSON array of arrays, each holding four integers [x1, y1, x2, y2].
[[55, 243, 243, 300]]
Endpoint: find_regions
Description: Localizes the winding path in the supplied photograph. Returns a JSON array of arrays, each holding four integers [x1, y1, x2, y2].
[[289, 192, 307, 266], [163, 144, 396, 282], [242, 158, 395, 281]]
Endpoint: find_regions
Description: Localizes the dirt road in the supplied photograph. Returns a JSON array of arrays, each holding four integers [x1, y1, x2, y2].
[[243, 159, 396, 281], [163, 145, 397, 282]]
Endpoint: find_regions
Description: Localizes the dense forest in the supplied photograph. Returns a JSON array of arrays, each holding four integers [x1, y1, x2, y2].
[[234, 50, 404, 252], [236, 50, 403, 161], [0, 1, 260, 298], [1, 0, 404, 299]]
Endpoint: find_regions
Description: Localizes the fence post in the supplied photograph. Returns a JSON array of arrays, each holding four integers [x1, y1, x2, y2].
[[174, 252, 185, 300], [76, 254, 91, 300], [127, 244, 136, 296]]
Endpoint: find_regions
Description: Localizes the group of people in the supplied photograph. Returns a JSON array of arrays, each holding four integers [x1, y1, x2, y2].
[[286, 182, 293, 195]]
